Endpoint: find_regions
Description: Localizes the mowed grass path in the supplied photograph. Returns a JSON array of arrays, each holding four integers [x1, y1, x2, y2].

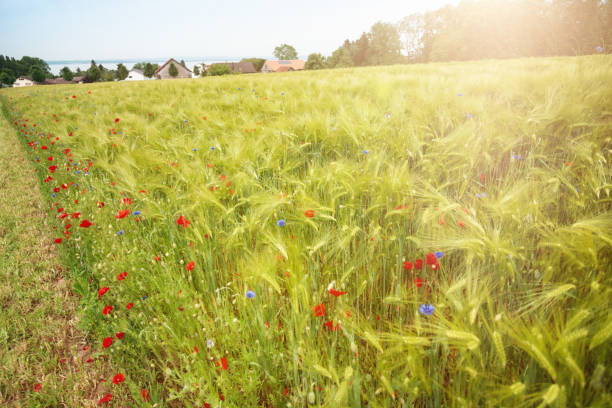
[[0, 116, 120, 407]]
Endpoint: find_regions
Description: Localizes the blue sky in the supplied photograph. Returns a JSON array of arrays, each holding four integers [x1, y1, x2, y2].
[[0, 0, 459, 61]]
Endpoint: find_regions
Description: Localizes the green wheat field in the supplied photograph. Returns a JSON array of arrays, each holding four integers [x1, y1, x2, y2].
[[1, 55, 611, 407]]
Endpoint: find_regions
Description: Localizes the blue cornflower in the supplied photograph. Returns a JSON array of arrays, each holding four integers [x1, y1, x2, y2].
[[252, 89, 255, 92], [51, 193, 56, 197], [117, 230, 124, 236], [133, 211, 141, 215], [76, 170, 81, 174], [575, 186, 580, 193], [192, 148, 198, 151], [419, 304, 435, 316], [475, 193, 481, 198], [210, 146, 216, 150], [246, 290, 256, 299], [237, 87, 241, 90], [434, 251, 444, 259], [277, 219, 286, 227], [363, 150, 369, 154], [281, 92, 284, 95], [513, 154, 522, 160], [596, 46, 604, 53], [184, 119, 188, 123], [466, 113, 473, 119], [142, 295, 148, 301]]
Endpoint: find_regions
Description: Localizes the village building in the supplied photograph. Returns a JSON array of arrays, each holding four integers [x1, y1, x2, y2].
[[72, 76, 86, 84], [13, 76, 36, 87], [124, 69, 146, 81], [261, 60, 305, 73], [154, 58, 192, 79], [44, 78, 73, 85], [205, 61, 257, 74]]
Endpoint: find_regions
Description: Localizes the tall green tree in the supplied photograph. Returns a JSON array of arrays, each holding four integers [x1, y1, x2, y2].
[[353, 32, 371, 66], [116, 63, 129, 80], [0, 71, 14, 85], [193, 65, 200, 76], [143, 63, 157, 78], [86, 65, 101, 82], [30, 66, 46, 83], [305, 53, 326, 70], [169, 62, 179, 77], [273, 44, 298, 60], [59, 67, 74, 81], [368, 22, 403, 65]]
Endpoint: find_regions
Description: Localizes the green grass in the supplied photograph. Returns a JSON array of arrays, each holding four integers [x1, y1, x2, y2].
[[1, 55, 611, 407]]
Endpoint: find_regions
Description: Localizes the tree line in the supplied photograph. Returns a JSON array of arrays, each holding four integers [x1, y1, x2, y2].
[[0, 55, 53, 85], [305, 0, 611, 69]]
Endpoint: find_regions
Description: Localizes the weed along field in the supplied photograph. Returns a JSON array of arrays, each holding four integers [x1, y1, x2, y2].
[[1, 56, 611, 407]]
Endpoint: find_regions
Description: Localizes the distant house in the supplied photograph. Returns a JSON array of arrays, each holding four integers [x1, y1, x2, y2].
[[124, 69, 146, 81], [205, 61, 257, 74], [44, 78, 73, 85], [72, 76, 86, 84], [154, 58, 192, 79], [13, 76, 36, 87], [261, 60, 305, 73]]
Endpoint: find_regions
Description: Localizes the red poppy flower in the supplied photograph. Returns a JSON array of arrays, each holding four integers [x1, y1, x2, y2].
[[98, 287, 109, 299], [48, 165, 57, 173], [176, 215, 190, 228], [47, 156, 53, 161], [415, 259, 423, 269], [328, 288, 347, 297], [141, 389, 150, 402], [97, 201, 105, 208], [112, 373, 124, 385], [426, 253, 437, 265], [304, 210, 315, 218], [414, 277, 423, 288], [203, 403, 210, 408], [102, 337, 113, 348], [439, 216, 446, 225], [313, 303, 326, 317], [80, 220, 93, 228], [155, 256, 161, 261], [403, 261, 413, 270], [115, 209, 130, 219], [216, 357, 228, 370], [102, 305, 112, 315], [34, 383, 42, 392], [117, 271, 127, 281], [324, 320, 340, 331], [114, 118, 120, 123], [457, 220, 466, 227], [98, 393, 112, 404], [115, 332, 124, 340], [186, 261, 195, 271], [193, 345, 199, 353], [54, 238, 62, 244]]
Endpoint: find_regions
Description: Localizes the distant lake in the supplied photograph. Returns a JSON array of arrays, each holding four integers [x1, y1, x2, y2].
[[46, 57, 259, 75]]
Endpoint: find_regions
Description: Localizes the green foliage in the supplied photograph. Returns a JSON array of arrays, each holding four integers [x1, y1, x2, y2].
[[144, 63, 157, 78], [240, 58, 266, 72], [306, 53, 326, 70], [168, 62, 179, 77], [368, 21, 403, 65], [2, 56, 612, 407], [86, 64, 101, 82], [208, 63, 231, 76], [116, 63, 129, 81], [273, 44, 298, 60], [327, 46, 353, 68], [0, 55, 52, 82], [59, 66, 74, 81], [29, 66, 45, 83], [0, 71, 15, 85], [193, 65, 200, 77]]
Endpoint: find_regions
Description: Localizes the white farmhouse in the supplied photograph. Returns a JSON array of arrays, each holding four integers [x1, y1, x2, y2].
[[13, 76, 36, 87], [125, 69, 147, 81]]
